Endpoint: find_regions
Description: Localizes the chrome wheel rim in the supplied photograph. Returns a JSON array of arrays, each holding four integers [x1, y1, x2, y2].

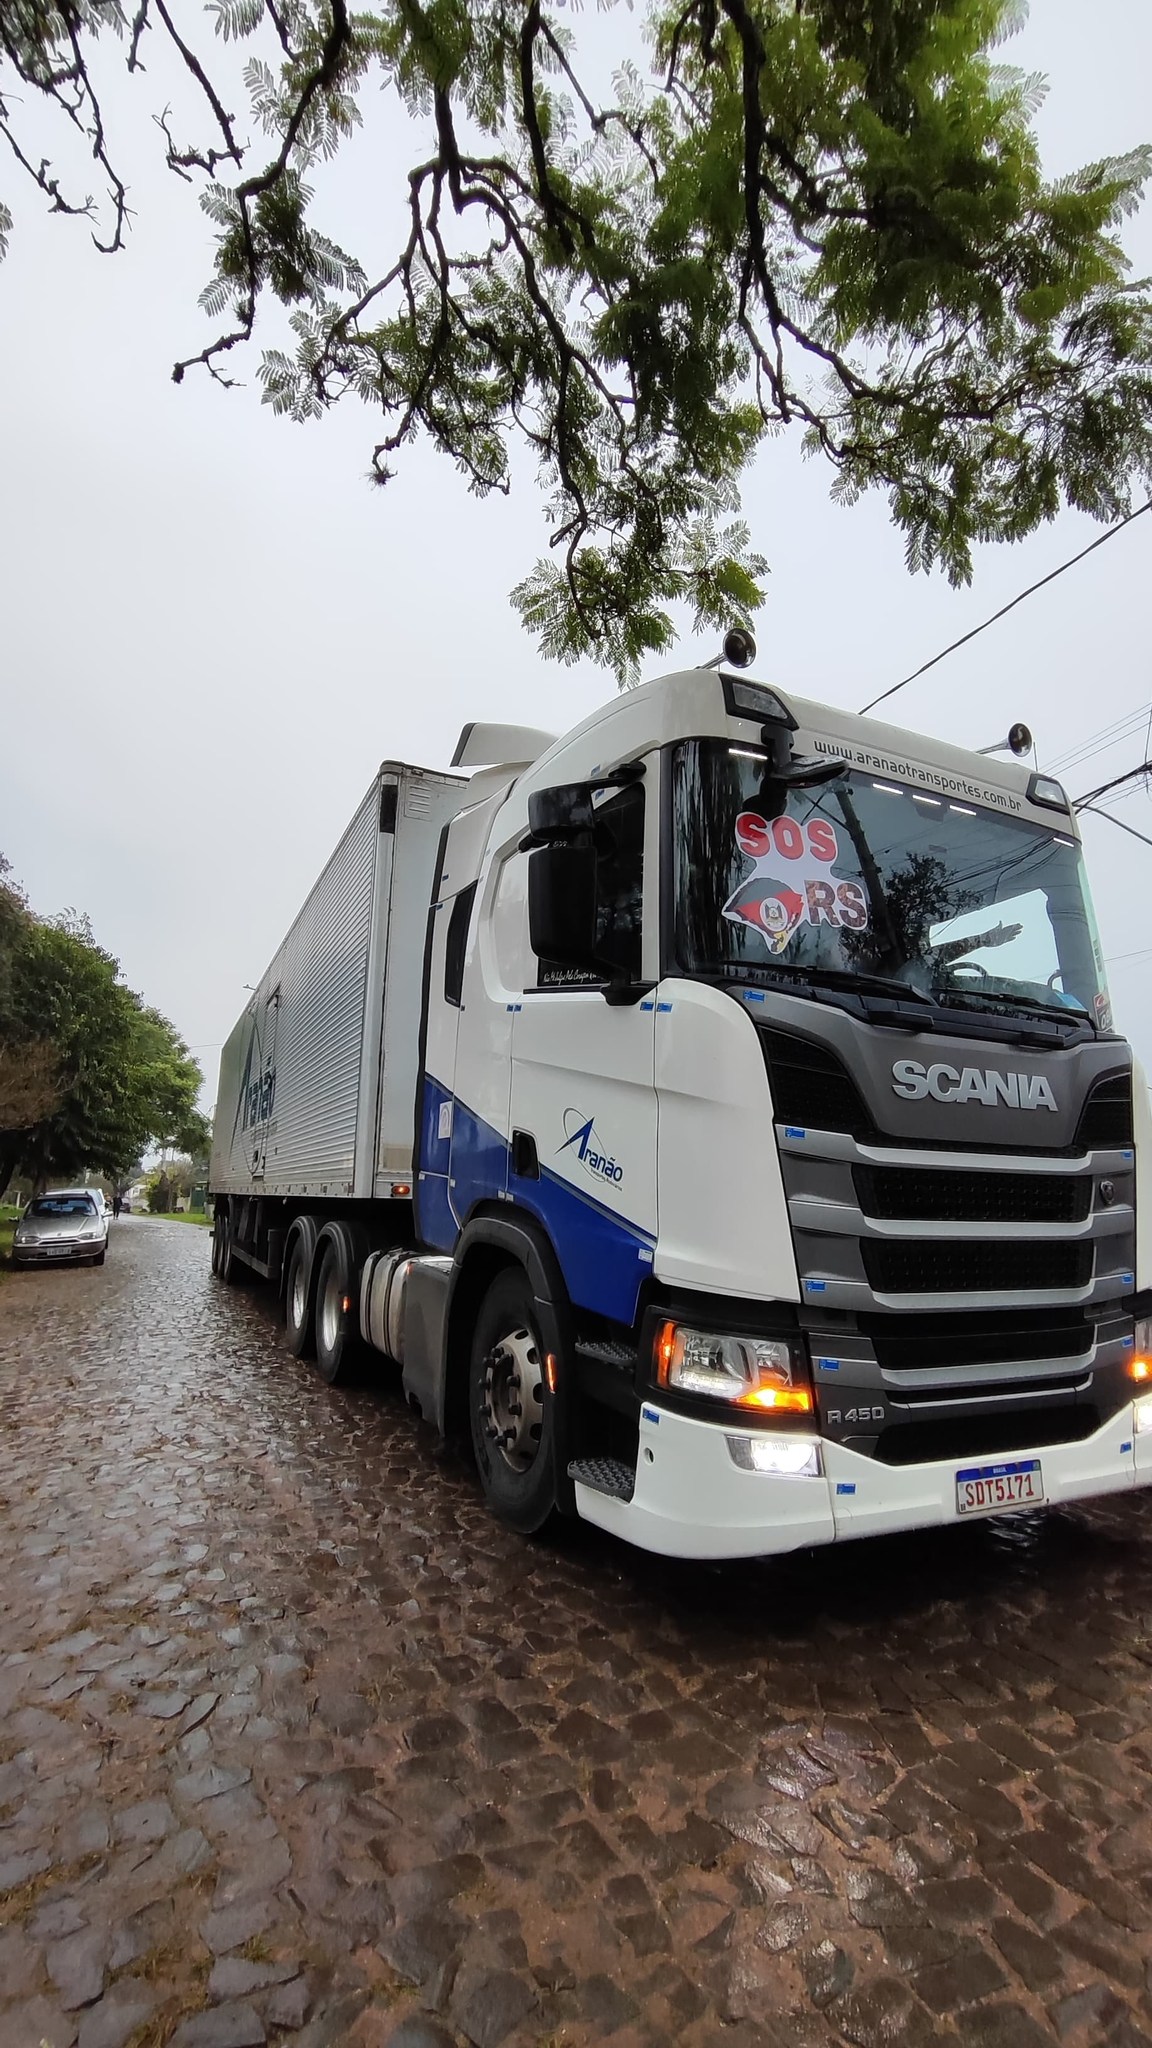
[[319, 1268, 341, 1354], [482, 1323, 545, 1472], [290, 1255, 307, 1331]]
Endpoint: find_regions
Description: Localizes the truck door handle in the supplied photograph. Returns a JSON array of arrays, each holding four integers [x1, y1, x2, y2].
[[511, 1130, 540, 1180]]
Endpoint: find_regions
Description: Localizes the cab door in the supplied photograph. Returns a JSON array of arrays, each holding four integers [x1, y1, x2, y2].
[[508, 776, 658, 1327], [416, 797, 513, 1249]]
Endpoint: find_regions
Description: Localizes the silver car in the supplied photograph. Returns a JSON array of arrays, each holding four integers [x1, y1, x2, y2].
[[12, 1190, 109, 1267]]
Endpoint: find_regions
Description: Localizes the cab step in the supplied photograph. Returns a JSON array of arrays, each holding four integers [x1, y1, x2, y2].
[[568, 1457, 636, 1503]]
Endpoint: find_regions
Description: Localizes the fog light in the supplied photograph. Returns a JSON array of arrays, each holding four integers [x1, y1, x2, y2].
[[727, 1435, 822, 1477], [1130, 1358, 1152, 1383], [1135, 1396, 1152, 1435]]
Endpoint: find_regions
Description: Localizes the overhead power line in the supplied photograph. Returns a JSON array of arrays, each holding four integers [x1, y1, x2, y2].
[[1046, 701, 1152, 777], [858, 499, 1152, 718], [1078, 803, 1152, 853], [1105, 945, 1152, 966], [1073, 759, 1152, 809]]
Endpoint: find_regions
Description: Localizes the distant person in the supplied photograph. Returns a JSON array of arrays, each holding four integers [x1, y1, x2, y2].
[[112, 1193, 123, 1218]]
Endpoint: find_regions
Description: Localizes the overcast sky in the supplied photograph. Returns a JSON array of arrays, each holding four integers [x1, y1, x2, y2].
[[3, 0, 1152, 1107]]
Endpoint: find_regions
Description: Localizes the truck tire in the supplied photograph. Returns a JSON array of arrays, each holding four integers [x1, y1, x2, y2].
[[469, 1269, 557, 1534], [313, 1233, 364, 1385], [216, 1206, 245, 1286], [284, 1234, 315, 1358]]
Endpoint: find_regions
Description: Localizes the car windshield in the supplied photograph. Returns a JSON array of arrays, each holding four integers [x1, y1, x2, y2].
[[28, 1197, 97, 1217], [670, 741, 1111, 1025]]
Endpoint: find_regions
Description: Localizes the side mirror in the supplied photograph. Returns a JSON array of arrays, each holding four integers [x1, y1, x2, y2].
[[528, 785, 595, 838], [528, 843, 600, 973]]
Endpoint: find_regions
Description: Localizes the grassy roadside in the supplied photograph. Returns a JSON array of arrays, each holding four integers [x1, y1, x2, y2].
[[0, 1205, 17, 1270], [141, 1211, 213, 1227]]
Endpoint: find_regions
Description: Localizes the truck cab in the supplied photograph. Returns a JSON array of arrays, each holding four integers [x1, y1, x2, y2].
[[404, 663, 1152, 1556]]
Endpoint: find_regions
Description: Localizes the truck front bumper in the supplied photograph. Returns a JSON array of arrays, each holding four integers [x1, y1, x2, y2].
[[571, 1400, 1151, 1560]]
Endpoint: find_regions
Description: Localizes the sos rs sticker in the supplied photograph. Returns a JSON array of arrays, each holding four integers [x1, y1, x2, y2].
[[723, 810, 869, 954]]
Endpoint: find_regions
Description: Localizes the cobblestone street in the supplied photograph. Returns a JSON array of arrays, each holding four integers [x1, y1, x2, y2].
[[1, 1218, 1151, 2048]]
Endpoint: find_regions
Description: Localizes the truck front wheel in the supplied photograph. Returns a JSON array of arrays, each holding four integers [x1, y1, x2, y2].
[[469, 1270, 557, 1534]]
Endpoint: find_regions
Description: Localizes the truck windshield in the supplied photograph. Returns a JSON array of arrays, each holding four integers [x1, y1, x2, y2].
[[670, 740, 1110, 1026]]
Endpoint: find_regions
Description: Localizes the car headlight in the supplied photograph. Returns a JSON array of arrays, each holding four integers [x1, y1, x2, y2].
[[80, 1224, 103, 1240], [655, 1321, 813, 1413]]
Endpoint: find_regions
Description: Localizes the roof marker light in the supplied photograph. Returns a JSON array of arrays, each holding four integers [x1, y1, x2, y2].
[[949, 803, 977, 816], [872, 782, 903, 796], [1027, 773, 1070, 813], [912, 793, 942, 806]]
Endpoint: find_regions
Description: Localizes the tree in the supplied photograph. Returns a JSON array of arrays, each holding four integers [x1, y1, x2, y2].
[[0, 859, 206, 1198], [0, 859, 64, 1138], [4, 1, 1152, 677]]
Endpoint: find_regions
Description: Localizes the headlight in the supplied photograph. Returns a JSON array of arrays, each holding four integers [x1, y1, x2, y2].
[[655, 1321, 813, 1413]]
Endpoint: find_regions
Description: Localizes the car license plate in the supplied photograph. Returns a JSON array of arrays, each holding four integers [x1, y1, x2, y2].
[[956, 1458, 1043, 1516], [47, 1245, 71, 1256]]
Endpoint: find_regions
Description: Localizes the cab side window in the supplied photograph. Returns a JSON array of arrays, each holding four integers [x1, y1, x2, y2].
[[443, 882, 477, 1007], [536, 781, 644, 987]]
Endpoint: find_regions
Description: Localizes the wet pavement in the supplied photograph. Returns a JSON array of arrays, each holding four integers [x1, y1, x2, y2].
[[0, 1218, 1151, 2048]]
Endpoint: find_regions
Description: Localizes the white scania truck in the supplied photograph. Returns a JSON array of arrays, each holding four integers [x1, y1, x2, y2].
[[209, 650, 1152, 1557]]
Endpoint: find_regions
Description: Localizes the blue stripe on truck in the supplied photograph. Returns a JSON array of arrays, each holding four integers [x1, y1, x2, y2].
[[417, 1075, 654, 1325]]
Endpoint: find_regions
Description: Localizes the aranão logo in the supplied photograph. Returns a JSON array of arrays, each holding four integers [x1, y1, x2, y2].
[[559, 1108, 624, 1184]]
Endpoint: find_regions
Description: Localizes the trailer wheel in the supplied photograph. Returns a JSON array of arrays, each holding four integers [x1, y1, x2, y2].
[[469, 1269, 557, 1534], [284, 1234, 315, 1358], [216, 1205, 245, 1286], [313, 1238, 364, 1385]]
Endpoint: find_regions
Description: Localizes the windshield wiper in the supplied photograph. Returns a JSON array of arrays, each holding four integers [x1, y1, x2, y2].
[[795, 966, 935, 1006], [932, 987, 1092, 1029], [701, 961, 933, 1005]]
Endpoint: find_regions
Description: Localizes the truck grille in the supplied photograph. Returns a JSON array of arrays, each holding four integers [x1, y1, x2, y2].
[[759, 1031, 872, 1138], [1074, 1072, 1133, 1150], [759, 1027, 1131, 1156], [860, 1307, 1095, 1372], [861, 1239, 1092, 1297], [853, 1163, 1090, 1224]]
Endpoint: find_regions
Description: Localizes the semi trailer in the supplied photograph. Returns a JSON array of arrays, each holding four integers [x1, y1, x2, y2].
[[209, 650, 1152, 1557]]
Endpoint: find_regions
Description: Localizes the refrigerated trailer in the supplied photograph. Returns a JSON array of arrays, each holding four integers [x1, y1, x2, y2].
[[209, 656, 1152, 1557]]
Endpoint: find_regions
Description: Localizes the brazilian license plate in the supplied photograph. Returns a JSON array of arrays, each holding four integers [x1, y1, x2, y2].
[[956, 1458, 1043, 1516]]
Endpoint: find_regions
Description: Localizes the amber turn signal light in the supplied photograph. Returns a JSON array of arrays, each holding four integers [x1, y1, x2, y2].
[[737, 1384, 814, 1414]]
